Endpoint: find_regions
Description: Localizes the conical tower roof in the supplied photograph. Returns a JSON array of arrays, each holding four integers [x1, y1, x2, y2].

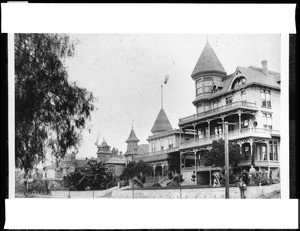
[[191, 41, 226, 77], [151, 109, 173, 134], [100, 139, 108, 147], [126, 127, 140, 143]]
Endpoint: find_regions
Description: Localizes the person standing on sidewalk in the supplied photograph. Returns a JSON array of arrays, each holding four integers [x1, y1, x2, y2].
[[249, 165, 257, 186], [237, 177, 247, 199]]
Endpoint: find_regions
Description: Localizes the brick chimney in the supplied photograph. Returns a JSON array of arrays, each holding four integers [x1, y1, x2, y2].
[[262, 60, 268, 75]]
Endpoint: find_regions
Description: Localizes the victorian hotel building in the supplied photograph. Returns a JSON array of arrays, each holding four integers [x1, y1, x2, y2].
[[133, 40, 281, 186], [176, 41, 281, 185]]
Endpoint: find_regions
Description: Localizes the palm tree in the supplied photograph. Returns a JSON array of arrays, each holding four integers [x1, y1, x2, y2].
[[66, 159, 115, 190]]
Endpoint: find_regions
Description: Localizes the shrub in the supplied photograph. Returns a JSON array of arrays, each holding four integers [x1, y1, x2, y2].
[[28, 179, 46, 193], [168, 171, 173, 180], [152, 182, 162, 187], [166, 174, 184, 187]]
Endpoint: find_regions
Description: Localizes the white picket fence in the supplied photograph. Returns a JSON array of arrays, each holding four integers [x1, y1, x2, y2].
[[51, 186, 119, 198]]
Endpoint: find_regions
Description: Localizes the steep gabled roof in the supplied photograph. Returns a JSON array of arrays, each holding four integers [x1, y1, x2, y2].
[[100, 139, 108, 147], [191, 41, 226, 77], [137, 144, 149, 155], [151, 109, 173, 134], [126, 128, 140, 143]]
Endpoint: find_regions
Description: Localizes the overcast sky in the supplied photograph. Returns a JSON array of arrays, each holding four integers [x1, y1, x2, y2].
[[64, 34, 281, 159]]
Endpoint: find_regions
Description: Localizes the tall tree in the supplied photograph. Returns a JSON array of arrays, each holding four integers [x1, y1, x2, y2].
[[15, 34, 96, 177], [202, 139, 245, 168]]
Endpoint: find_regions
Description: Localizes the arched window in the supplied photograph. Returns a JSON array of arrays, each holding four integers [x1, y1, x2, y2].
[[231, 76, 247, 89]]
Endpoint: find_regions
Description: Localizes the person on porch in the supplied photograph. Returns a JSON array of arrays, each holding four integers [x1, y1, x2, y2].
[[242, 169, 249, 185], [212, 172, 220, 187], [249, 165, 257, 186]]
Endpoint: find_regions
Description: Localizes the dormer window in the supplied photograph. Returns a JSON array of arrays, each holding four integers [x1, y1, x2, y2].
[[232, 76, 247, 89]]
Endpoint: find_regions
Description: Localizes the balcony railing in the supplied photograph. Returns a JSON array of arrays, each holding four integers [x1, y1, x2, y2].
[[179, 101, 257, 124], [180, 127, 278, 150], [148, 147, 179, 156], [135, 147, 179, 158]]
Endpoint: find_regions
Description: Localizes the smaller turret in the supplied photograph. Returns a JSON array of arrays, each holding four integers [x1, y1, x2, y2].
[[124, 126, 140, 162], [96, 138, 112, 163]]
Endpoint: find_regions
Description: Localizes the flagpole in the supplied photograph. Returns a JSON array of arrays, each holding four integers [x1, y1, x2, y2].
[[161, 74, 169, 110]]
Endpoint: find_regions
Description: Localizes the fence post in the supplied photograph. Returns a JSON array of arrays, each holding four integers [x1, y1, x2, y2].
[[180, 186, 182, 199]]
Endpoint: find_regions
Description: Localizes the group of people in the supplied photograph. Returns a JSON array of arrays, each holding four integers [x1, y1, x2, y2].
[[212, 165, 273, 199], [237, 165, 273, 198], [239, 165, 272, 186]]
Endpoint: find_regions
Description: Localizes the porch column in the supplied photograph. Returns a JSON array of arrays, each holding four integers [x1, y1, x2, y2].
[[266, 141, 270, 161], [238, 110, 242, 133], [209, 168, 212, 185], [179, 152, 182, 174], [207, 120, 210, 138], [250, 138, 253, 164], [179, 128, 182, 145], [266, 141, 270, 178], [183, 154, 186, 168], [194, 149, 197, 185], [183, 128, 186, 141], [161, 163, 165, 178], [221, 116, 225, 138], [193, 124, 196, 142], [278, 141, 280, 163], [153, 165, 156, 178], [239, 141, 243, 155]]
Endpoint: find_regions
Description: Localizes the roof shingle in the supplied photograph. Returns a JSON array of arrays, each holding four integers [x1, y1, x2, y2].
[[151, 109, 173, 134], [126, 128, 140, 143], [191, 41, 226, 77]]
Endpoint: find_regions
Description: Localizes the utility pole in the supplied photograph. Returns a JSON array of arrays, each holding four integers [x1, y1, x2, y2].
[[224, 122, 229, 199], [218, 121, 236, 199]]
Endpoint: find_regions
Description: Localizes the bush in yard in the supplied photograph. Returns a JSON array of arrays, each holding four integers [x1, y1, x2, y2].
[[167, 174, 184, 187], [168, 171, 173, 180], [65, 159, 115, 190], [120, 161, 153, 181], [15, 170, 26, 193], [28, 179, 46, 193], [152, 182, 162, 188]]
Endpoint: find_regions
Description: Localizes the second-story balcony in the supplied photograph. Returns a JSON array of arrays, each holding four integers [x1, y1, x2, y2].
[[180, 127, 279, 150], [134, 147, 179, 163], [179, 101, 258, 126], [145, 147, 179, 156]]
